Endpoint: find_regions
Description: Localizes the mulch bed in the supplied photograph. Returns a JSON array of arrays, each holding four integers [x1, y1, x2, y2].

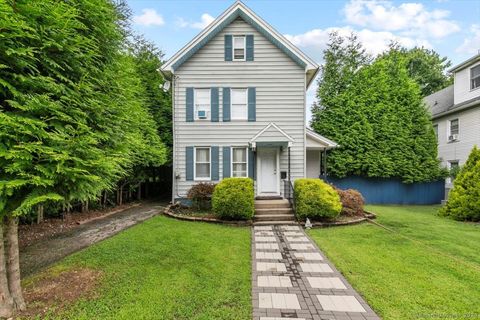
[[163, 204, 252, 226], [309, 211, 376, 228], [19, 203, 140, 248]]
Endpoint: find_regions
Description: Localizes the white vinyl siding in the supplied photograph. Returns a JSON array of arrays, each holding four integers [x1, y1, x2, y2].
[[194, 89, 211, 120], [453, 60, 480, 105], [232, 147, 248, 177], [173, 18, 306, 197], [433, 106, 480, 170], [231, 88, 247, 120], [194, 147, 211, 180], [233, 35, 245, 61]]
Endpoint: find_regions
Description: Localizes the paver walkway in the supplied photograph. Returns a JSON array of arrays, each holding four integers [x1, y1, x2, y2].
[[251, 225, 380, 320]]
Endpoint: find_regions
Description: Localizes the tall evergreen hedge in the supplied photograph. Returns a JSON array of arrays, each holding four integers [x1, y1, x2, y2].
[[312, 39, 444, 183]]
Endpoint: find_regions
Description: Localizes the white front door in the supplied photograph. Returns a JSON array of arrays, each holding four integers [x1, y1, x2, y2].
[[258, 148, 279, 195]]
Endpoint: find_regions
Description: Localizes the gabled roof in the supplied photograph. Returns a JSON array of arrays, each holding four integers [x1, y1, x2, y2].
[[250, 123, 295, 143], [161, 1, 319, 87], [448, 53, 480, 73], [424, 85, 480, 119], [306, 128, 338, 150]]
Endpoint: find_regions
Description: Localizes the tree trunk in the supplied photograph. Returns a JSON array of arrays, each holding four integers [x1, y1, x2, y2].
[[119, 186, 123, 206], [0, 220, 13, 318], [6, 216, 25, 311], [81, 201, 89, 213], [137, 183, 142, 201], [36, 205, 44, 224]]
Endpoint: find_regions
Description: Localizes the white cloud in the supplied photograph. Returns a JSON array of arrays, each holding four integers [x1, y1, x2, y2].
[[133, 9, 165, 26], [456, 24, 480, 55], [344, 0, 460, 38], [176, 13, 215, 30], [285, 26, 431, 62]]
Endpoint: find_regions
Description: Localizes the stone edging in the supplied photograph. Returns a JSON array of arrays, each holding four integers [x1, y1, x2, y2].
[[163, 203, 252, 226], [310, 211, 376, 228]]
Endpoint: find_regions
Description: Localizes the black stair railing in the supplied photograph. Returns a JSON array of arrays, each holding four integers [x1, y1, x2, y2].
[[283, 179, 295, 214]]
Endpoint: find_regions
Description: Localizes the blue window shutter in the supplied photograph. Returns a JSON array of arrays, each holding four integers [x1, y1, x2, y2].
[[248, 149, 255, 179], [186, 147, 194, 181], [186, 88, 194, 122], [246, 35, 254, 61], [223, 146, 231, 178], [223, 87, 231, 122], [211, 88, 219, 122], [248, 87, 256, 122], [211, 146, 219, 180], [225, 35, 232, 61]]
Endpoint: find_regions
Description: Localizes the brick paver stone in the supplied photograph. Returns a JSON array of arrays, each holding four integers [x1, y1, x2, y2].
[[251, 225, 380, 320]]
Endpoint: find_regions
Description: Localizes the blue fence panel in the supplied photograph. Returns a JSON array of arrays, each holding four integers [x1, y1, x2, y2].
[[324, 176, 445, 205]]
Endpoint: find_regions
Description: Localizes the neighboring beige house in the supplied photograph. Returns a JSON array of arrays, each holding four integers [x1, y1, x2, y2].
[[161, 1, 337, 203], [425, 53, 480, 191]]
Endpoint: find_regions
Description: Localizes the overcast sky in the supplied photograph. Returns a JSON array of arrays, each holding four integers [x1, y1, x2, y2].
[[127, 0, 480, 122]]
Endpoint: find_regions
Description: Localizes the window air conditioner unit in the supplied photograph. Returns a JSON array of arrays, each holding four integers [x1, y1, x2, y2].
[[197, 110, 207, 119], [449, 134, 458, 141]]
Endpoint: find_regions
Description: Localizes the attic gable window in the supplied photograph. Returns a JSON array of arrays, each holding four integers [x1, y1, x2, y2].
[[471, 65, 480, 90], [233, 35, 246, 61]]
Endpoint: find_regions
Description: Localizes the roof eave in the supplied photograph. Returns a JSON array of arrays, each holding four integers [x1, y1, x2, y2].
[[448, 53, 480, 73]]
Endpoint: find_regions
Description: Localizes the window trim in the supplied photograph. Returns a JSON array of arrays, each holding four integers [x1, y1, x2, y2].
[[470, 64, 480, 90], [194, 88, 211, 121], [447, 118, 459, 141], [231, 147, 248, 178], [232, 35, 246, 61], [194, 146, 211, 181], [230, 88, 248, 120]]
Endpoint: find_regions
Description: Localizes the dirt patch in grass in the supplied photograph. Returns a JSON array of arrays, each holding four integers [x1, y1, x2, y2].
[[18, 268, 102, 319]]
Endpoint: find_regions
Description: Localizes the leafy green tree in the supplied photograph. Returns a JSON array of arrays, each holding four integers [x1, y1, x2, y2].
[[381, 46, 453, 97], [440, 146, 480, 221], [0, 0, 166, 316], [312, 41, 444, 183]]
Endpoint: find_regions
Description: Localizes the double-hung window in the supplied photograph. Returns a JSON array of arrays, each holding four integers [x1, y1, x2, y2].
[[231, 88, 247, 120], [433, 124, 438, 141], [233, 35, 246, 61], [448, 119, 459, 141], [232, 147, 247, 177], [194, 89, 211, 120], [194, 147, 211, 180], [471, 65, 480, 90]]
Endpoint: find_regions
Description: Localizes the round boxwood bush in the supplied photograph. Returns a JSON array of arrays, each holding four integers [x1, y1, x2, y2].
[[294, 178, 342, 221], [212, 178, 254, 220]]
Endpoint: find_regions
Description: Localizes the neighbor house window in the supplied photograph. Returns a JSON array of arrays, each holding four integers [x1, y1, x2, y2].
[[194, 147, 211, 180], [471, 65, 480, 90], [194, 89, 211, 120], [233, 36, 245, 61], [433, 124, 438, 141], [447, 160, 459, 184], [232, 147, 247, 177], [448, 119, 459, 140], [231, 88, 247, 120]]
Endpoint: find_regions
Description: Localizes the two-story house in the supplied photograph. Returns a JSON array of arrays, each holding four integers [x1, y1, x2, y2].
[[425, 53, 480, 192], [161, 1, 337, 203]]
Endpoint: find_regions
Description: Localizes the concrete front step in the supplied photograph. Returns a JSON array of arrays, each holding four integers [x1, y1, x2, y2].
[[254, 214, 295, 222], [255, 199, 290, 209], [255, 208, 293, 215], [253, 220, 299, 226]]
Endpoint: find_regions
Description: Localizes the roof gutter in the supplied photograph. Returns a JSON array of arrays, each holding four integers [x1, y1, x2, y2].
[[431, 98, 480, 119]]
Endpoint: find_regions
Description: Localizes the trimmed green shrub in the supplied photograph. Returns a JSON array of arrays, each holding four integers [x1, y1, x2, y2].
[[336, 188, 365, 216], [294, 178, 342, 221], [212, 178, 254, 220], [440, 146, 480, 221], [187, 182, 216, 210]]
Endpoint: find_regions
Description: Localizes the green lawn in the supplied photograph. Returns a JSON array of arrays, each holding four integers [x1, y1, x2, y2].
[[29, 216, 252, 320], [308, 205, 480, 320]]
